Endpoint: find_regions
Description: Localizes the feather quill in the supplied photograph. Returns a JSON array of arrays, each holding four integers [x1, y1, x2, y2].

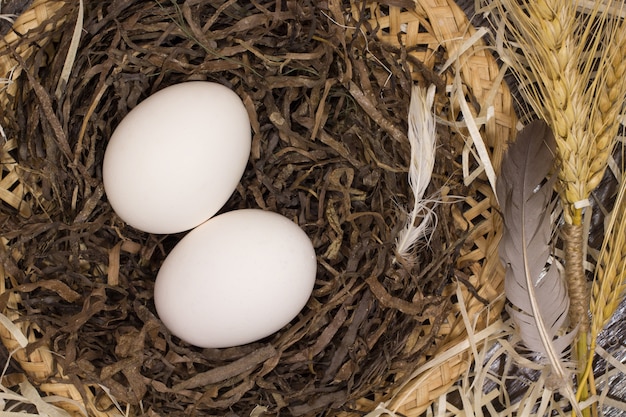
[[497, 120, 580, 412], [394, 84, 437, 266]]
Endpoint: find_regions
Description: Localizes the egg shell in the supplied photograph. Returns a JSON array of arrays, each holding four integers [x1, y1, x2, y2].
[[103, 81, 251, 234], [154, 209, 317, 348]]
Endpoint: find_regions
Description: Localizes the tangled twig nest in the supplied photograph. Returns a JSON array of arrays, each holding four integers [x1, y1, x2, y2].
[[0, 1, 503, 415]]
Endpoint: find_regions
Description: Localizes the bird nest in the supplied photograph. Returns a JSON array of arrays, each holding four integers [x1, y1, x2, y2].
[[0, 0, 515, 415]]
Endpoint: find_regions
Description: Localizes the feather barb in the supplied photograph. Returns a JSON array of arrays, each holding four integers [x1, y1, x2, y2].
[[497, 120, 581, 415], [394, 84, 437, 267]]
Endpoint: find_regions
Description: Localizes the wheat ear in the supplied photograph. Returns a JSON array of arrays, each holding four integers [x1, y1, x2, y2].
[[583, 16, 626, 347], [495, 0, 626, 217], [590, 206, 626, 337], [577, 173, 626, 402], [588, 19, 626, 192]]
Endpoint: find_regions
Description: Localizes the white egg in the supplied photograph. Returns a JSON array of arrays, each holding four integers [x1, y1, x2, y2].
[[103, 81, 251, 234], [154, 209, 317, 348]]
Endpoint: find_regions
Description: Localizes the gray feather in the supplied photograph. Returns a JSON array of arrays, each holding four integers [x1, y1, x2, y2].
[[497, 120, 576, 365]]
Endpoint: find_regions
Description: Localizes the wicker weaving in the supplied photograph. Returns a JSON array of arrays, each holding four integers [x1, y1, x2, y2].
[[0, 0, 516, 415]]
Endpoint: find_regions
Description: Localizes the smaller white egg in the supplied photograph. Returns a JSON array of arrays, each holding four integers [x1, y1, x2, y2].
[[154, 209, 317, 348], [102, 81, 251, 234]]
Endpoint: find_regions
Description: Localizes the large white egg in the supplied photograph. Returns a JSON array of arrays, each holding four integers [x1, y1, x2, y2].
[[154, 209, 317, 348], [103, 81, 251, 234]]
